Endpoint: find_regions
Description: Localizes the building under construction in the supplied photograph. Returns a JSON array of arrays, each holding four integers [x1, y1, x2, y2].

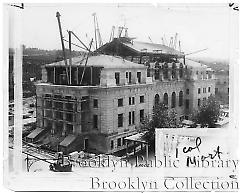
[[27, 14, 216, 154]]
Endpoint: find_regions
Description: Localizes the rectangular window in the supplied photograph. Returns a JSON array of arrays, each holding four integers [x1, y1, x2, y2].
[[44, 110, 52, 118], [122, 137, 126, 145], [128, 72, 132, 83], [198, 88, 201, 94], [117, 138, 121, 147], [185, 99, 189, 109], [110, 140, 114, 149], [128, 112, 131, 125], [66, 113, 73, 122], [45, 100, 52, 108], [140, 109, 144, 123], [203, 88, 206, 93], [118, 98, 123, 107], [118, 114, 123, 127], [126, 72, 128, 79], [55, 101, 63, 109], [198, 99, 201, 107], [115, 72, 120, 85], [65, 102, 73, 111], [93, 115, 98, 129], [140, 95, 144, 103], [186, 89, 189, 95], [208, 87, 211, 92], [129, 111, 135, 125], [132, 111, 135, 124], [129, 97, 135, 105], [66, 124, 73, 134], [93, 99, 98, 108], [56, 111, 63, 120], [147, 69, 151, 77], [137, 72, 141, 83]]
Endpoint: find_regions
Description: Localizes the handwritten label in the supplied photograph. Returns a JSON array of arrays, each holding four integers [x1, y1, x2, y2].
[[229, 3, 239, 11]]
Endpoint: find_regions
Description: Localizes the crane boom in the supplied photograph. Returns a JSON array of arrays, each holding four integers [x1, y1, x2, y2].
[[92, 13, 102, 50], [178, 40, 181, 52], [109, 26, 115, 42], [185, 48, 208, 56], [173, 33, 178, 49], [169, 37, 174, 48], [56, 11, 69, 85], [71, 31, 90, 51], [80, 39, 93, 85], [161, 37, 165, 45]]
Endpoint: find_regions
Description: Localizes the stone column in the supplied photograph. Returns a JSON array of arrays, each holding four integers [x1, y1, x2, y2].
[[168, 68, 172, 81], [52, 121, 56, 135], [176, 68, 180, 80], [159, 67, 164, 81], [53, 67, 56, 84]]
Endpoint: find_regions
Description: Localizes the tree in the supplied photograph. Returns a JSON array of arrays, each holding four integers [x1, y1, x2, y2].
[[140, 102, 179, 147], [194, 95, 221, 127]]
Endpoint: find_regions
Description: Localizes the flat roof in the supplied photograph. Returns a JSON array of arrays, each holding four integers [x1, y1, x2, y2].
[[125, 132, 148, 144], [46, 54, 146, 69]]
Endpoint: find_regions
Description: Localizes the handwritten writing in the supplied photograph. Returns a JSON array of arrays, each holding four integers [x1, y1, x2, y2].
[[183, 137, 201, 154], [229, 3, 239, 11]]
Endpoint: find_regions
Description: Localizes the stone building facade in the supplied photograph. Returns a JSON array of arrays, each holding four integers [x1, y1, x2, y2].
[[34, 53, 215, 154]]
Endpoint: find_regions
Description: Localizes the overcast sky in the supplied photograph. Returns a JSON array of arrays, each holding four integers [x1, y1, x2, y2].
[[16, 3, 237, 60]]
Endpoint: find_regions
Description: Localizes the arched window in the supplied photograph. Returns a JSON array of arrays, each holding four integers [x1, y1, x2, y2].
[[163, 93, 168, 107], [171, 92, 176, 108], [163, 63, 168, 79], [172, 63, 176, 79], [154, 94, 160, 106], [154, 62, 160, 80], [179, 91, 183, 107], [179, 63, 183, 78]]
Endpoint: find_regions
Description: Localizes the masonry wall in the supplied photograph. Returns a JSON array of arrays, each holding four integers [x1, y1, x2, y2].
[[35, 64, 216, 154]]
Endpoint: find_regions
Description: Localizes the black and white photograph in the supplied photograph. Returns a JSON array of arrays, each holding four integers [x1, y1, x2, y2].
[[2, 1, 239, 192]]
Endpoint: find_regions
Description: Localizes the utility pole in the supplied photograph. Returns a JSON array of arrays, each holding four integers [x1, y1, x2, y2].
[[56, 11, 69, 85], [68, 30, 72, 85]]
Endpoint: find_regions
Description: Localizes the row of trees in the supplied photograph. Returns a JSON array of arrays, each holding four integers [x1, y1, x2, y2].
[[140, 95, 221, 147]]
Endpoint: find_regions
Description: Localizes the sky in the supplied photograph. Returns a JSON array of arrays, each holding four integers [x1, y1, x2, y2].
[[11, 3, 238, 60]]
